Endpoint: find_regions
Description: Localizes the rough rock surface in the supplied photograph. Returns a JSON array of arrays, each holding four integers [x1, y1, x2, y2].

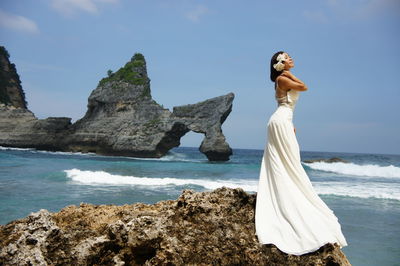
[[0, 106, 72, 150], [0, 46, 27, 108], [0, 50, 234, 161], [172, 95, 233, 161], [302, 157, 350, 164], [0, 187, 351, 265]]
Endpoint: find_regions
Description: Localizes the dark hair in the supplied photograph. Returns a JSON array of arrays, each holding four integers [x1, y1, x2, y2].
[[270, 51, 285, 82]]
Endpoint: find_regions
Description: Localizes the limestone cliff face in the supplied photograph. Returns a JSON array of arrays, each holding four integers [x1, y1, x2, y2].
[[0, 188, 351, 266], [0, 107, 71, 151], [172, 95, 233, 161], [0, 50, 234, 161], [0, 46, 27, 109]]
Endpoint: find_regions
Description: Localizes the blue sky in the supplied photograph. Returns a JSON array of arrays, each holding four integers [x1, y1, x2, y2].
[[1, 0, 399, 154]]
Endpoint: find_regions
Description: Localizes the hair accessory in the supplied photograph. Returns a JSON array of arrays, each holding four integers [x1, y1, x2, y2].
[[273, 53, 287, 71]]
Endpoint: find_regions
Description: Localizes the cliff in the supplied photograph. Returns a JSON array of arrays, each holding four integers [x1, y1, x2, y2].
[[0, 187, 351, 265], [0, 50, 233, 161], [0, 46, 27, 108]]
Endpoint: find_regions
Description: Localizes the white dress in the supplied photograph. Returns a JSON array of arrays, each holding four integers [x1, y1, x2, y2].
[[255, 86, 348, 255]]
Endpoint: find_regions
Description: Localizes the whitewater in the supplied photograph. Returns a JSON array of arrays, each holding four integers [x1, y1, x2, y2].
[[64, 163, 400, 200]]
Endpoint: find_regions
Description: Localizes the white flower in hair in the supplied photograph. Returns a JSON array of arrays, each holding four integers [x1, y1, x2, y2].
[[276, 53, 286, 62], [273, 53, 287, 71]]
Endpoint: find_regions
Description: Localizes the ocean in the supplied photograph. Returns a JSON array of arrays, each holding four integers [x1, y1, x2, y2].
[[0, 146, 399, 266]]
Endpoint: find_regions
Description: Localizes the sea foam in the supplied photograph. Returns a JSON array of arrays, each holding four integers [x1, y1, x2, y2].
[[0, 146, 34, 151], [64, 169, 400, 200], [64, 169, 257, 192], [314, 181, 400, 200], [0, 145, 206, 162], [304, 162, 400, 178]]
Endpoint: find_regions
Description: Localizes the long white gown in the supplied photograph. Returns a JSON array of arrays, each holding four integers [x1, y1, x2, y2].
[[255, 86, 348, 255]]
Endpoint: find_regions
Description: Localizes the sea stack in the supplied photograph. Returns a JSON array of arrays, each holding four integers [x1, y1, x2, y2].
[[0, 47, 234, 161]]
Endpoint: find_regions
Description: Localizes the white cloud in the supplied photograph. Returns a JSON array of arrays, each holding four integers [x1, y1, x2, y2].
[[51, 0, 119, 16], [0, 9, 39, 34], [185, 5, 210, 22]]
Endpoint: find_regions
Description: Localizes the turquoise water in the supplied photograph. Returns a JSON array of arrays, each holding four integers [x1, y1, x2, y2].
[[1, 146, 399, 265]]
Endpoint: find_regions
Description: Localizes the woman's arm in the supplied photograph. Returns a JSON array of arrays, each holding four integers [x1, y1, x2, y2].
[[281, 71, 304, 84], [277, 74, 308, 91]]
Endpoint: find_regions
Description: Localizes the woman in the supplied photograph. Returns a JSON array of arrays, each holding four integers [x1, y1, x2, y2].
[[255, 51, 348, 255]]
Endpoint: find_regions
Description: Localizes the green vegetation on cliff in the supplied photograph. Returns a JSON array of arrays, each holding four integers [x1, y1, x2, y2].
[[98, 53, 148, 87]]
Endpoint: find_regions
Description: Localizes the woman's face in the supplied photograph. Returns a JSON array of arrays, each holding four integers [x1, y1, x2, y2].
[[283, 53, 294, 70]]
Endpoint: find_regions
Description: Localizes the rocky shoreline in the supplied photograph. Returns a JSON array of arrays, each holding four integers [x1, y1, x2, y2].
[[0, 187, 351, 265], [302, 158, 350, 164], [0, 47, 234, 161]]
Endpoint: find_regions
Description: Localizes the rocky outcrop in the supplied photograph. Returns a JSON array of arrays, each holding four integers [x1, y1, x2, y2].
[[0, 106, 71, 150], [172, 95, 233, 161], [0, 46, 27, 109], [0, 187, 351, 265], [303, 157, 350, 164], [0, 51, 234, 161]]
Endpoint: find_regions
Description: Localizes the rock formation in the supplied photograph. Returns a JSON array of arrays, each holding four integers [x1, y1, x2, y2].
[[0, 48, 233, 161], [0, 187, 351, 265], [0, 46, 27, 109], [302, 158, 349, 164]]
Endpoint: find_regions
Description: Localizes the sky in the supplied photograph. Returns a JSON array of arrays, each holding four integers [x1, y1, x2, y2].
[[0, 0, 399, 154]]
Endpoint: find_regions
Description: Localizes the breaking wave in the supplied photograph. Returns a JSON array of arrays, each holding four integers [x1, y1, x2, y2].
[[64, 169, 400, 200], [64, 169, 257, 191], [304, 162, 400, 178]]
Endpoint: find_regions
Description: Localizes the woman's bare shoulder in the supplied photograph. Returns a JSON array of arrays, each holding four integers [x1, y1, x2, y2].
[[276, 76, 291, 91], [276, 75, 307, 92]]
